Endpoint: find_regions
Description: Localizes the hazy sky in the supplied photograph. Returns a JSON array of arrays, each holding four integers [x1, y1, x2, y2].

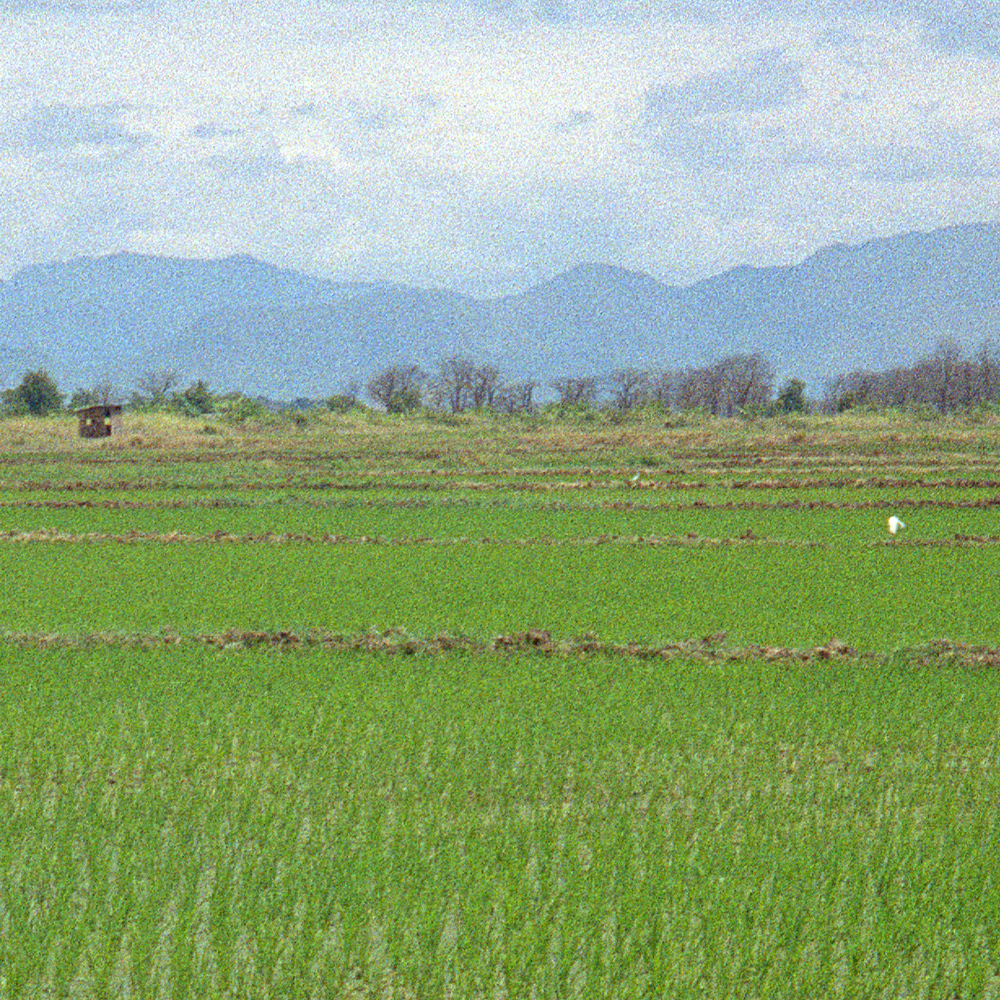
[[0, 0, 997, 295]]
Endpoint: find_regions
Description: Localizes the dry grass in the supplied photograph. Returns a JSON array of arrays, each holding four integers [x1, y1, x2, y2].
[[3, 408, 1000, 479]]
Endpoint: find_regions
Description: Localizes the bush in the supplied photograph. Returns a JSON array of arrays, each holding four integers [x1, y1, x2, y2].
[[218, 395, 269, 424], [422, 409, 467, 426], [326, 394, 357, 413], [386, 387, 422, 414], [540, 402, 601, 423], [169, 396, 209, 418], [174, 380, 215, 415]]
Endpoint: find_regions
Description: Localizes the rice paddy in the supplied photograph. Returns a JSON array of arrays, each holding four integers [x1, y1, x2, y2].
[[2, 408, 1000, 997]]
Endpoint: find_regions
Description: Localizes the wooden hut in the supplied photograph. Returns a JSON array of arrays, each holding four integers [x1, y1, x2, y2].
[[76, 404, 124, 439]]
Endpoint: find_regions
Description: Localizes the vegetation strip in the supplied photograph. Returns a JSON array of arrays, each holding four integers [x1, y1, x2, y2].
[[5, 495, 1000, 511], [6, 526, 1000, 547], [0, 528, 833, 547], [604, 496, 1000, 510], [4, 629, 999, 667], [0, 628, 868, 661], [5, 475, 1000, 492]]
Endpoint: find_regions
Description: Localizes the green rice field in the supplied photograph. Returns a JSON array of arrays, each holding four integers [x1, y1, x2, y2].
[[2, 409, 1000, 998]]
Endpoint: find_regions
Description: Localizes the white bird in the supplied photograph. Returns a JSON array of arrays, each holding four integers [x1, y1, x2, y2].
[[887, 516, 906, 536], [630, 472, 641, 486]]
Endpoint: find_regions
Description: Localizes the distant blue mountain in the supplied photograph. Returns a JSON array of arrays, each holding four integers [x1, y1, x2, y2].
[[0, 221, 998, 398]]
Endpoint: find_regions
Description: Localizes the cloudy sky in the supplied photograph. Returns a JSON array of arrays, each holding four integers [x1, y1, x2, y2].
[[0, 0, 997, 296]]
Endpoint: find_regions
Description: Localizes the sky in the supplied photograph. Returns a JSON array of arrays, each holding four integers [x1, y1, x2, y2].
[[0, 0, 998, 297]]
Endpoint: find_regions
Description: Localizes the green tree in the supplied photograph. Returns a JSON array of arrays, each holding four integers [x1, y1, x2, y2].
[[5, 370, 64, 415], [174, 379, 215, 415], [68, 381, 115, 411], [776, 378, 808, 414], [69, 388, 97, 410]]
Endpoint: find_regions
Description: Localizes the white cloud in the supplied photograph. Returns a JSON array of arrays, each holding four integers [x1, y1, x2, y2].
[[642, 47, 807, 123], [0, 0, 997, 291], [1, 101, 145, 150]]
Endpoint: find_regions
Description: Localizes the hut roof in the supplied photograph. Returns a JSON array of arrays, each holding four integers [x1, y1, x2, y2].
[[75, 404, 124, 416]]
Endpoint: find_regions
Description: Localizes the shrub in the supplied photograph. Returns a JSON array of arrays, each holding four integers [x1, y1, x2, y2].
[[386, 387, 422, 414], [326, 393, 357, 413], [218, 395, 269, 424]]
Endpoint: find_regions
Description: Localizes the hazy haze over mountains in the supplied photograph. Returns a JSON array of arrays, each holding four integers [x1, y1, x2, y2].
[[2, 0, 998, 302], [0, 221, 997, 400]]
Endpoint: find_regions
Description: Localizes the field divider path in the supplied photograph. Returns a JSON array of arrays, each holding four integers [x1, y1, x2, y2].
[[4, 496, 1000, 511], [1, 629, 997, 668], [0, 528, 835, 547], [4, 474, 1000, 492], [3, 527, 1000, 547]]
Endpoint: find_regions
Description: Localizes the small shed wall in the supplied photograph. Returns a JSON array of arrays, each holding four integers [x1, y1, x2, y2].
[[77, 406, 124, 439]]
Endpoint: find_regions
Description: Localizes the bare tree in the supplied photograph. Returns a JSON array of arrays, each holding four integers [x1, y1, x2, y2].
[[469, 363, 500, 410], [674, 362, 730, 413], [675, 366, 711, 412], [646, 370, 677, 410], [609, 368, 651, 411], [366, 364, 426, 413], [880, 367, 917, 409], [713, 353, 775, 416], [822, 369, 880, 413], [430, 358, 504, 412], [494, 380, 538, 414], [822, 345, 980, 414], [436, 357, 477, 413], [952, 359, 978, 409], [973, 340, 1000, 405], [421, 377, 449, 411], [550, 376, 600, 407], [913, 340, 963, 412], [137, 368, 181, 404], [92, 380, 117, 406]]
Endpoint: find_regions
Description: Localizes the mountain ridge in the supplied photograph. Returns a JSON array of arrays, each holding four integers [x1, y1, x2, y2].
[[1, 221, 997, 398]]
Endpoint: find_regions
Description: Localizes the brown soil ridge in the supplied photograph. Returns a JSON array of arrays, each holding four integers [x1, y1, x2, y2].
[[4, 475, 1000, 492], [4, 528, 1000, 547], [2, 630, 996, 667], [0, 529, 832, 547], [4, 495, 1000, 512]]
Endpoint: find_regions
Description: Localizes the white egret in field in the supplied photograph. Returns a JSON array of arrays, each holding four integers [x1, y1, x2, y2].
[[630, 472, 641, 487], [887, 515, 906, 536]]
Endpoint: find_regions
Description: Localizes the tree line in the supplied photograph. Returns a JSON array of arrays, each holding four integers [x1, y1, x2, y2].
[[365, 354, 793, 416], [820, 340, 1000, 414], [366, 340, 1000, 417], [4, 338, 1000, 419], [1, 370, 262, 418]]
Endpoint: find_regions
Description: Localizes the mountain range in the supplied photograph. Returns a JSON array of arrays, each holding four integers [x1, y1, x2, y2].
[[1, 221, 998, 399]]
